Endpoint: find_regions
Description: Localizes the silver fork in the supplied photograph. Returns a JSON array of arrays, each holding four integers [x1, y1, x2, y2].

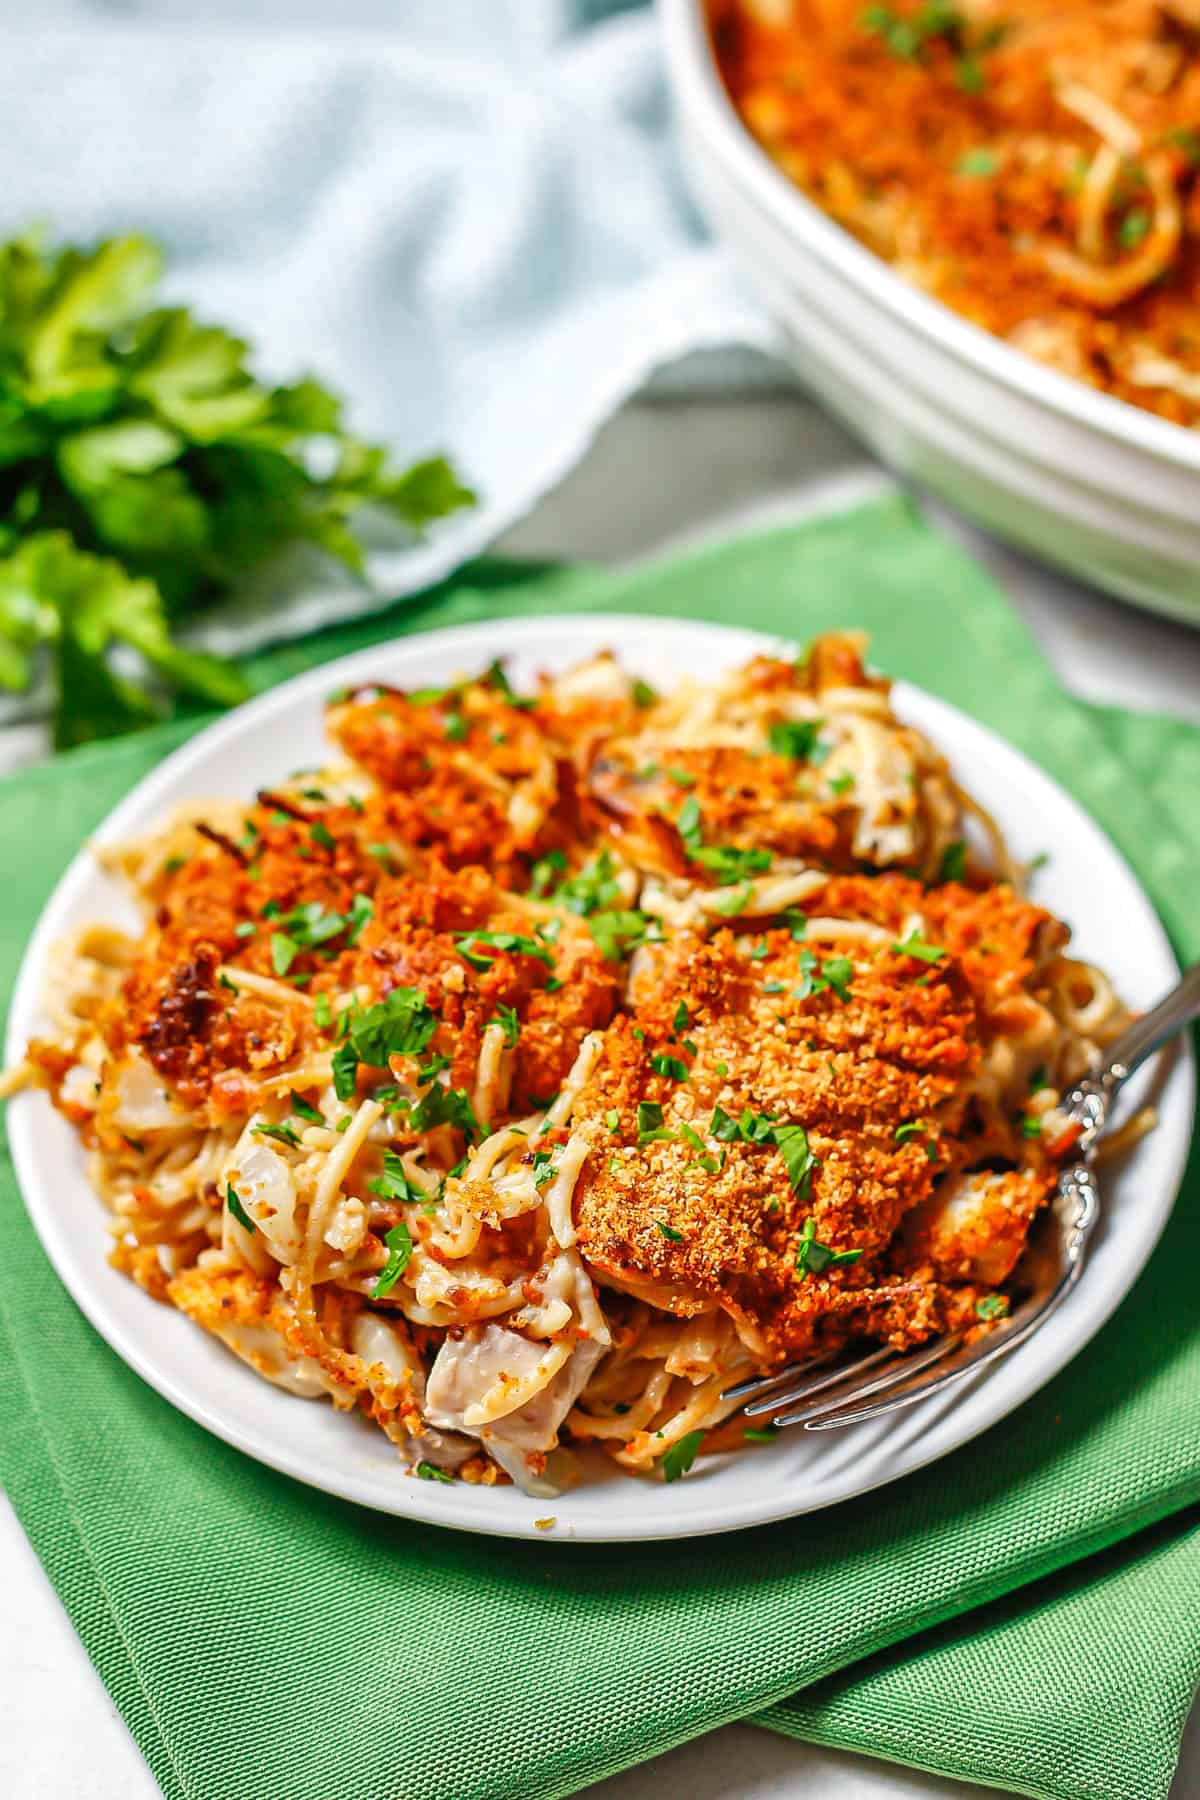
[[723, 962, 1200, 1434]]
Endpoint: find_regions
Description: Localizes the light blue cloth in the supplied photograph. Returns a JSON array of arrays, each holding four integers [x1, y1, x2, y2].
[[5, 1, 778, 659]]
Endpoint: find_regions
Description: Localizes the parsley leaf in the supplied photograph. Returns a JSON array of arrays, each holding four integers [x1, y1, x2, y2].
[[768, 718, 822, 761], [373, 1222, 414, 1297], [0, 229, 474, 746], [288, 1091, 324, 1124], [660, 1430, 705, 1482], [650, 1053, 689, 1082], [975, 1294, 1009, 1321], [655, 1219, 684, 1242], [332, 988, 438, 1100], [938, 840, 967, 882], [530, 1148, 556, 1188], [251, 1120, 301, 1148], [225, 1185, 256, 1234], [892, 931, 945, 964], [490, 1003, 520, 1048], [795, 1215, 863, 1278], [270, 931, 300, 977], [773, 1123, 818, 1199], [368, 1149, 417, 1204], [454, 930, 555, 970], [408, 1084, 481, 1140]]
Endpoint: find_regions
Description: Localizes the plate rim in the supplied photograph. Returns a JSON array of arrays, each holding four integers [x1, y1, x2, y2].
[[6, 610, 1193, 1542]]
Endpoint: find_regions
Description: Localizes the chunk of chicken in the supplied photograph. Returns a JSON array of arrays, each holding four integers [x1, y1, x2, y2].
[[425, 1323, 607, 1492], [901, 1167, 1053, 1286]]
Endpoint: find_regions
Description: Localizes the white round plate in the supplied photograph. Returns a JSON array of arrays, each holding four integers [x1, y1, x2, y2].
[[6, 615, 1193, 1542]]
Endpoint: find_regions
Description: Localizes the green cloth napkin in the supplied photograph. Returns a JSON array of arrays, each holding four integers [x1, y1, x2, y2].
[[1, 495, 1198, 1800]]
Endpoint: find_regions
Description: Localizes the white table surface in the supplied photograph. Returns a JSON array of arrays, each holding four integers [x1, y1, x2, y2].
[[3, 390, 1198, 1800]]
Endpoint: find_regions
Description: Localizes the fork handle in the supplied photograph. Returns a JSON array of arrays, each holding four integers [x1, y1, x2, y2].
[[1062, 962, 1200, 1145], [1095, 962, 1200, 1088]]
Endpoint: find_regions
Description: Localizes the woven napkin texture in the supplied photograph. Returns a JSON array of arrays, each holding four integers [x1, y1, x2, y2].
[[1, 496, 1197, 1800]]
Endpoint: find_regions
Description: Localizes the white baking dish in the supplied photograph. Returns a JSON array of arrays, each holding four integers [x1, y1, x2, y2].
[[660, 0, 1200, 625]]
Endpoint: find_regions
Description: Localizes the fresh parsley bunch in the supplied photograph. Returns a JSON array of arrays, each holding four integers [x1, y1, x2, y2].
[[0, 230, 475, 746]]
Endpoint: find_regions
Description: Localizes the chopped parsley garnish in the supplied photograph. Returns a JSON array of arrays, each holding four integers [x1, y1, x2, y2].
[[552, 848, 622, 916], [743, 1425, 780, 1443], [938, 840, 968, 882], [346, 891, 374, 945], [588, 909, 659, 962], [271, 901, 351, 969], [795, 950, 854, 1002], [234, 920, 256, 939], [672, 999, 690, 1033], [531, 1149, 556, 1188], [676, 792, 702, 845], [416, 1460, 456, 1482], [675, 794, 772, 887], [289, 1092, 324, 1124], [367, 842, 394, 867], [605, 1109, 621, 1133], [373, 1222, 414, 1298], [1028, 1065, 1047, 1092], [655, 1219, 684, 1242], [225, 1185, 256, 1234], [1021, 1115, 1043, 1139], [312, 992, 333, 1031], [454, 930, 555, 971], [1029, 850, 1051, 872], [1119, 208, 1150, 250], [490, 1003, 520, 1048], [710, 1104, 777, 1144], [632, 677, 657, 708], [218, 972, 238, 995], [975, 1294, 1010, 1321], [774, 1123, 818, 1199], [442, 710, 467, 741], [695, 844, 773, 883], [660, 1430, 705, 1482], [529, 849, 568, 897], [163, 854, 187, 874], [746, 942, 770, 962], [667, 766, 696, 788], [368, 1150, 418, 1204], [829, 772, 855, 797], [252, 1120, 301, 1148], [650, 1053, 689, 1082], [637, 1100, 667, 1141], [957, 147, 998, 178], [310, 820, 335, 851], [894, 1121, 927, 1144], [407, 1084, 481, 1140], [709, 1107, 818, 1195], [781, 908, 808, 940], [768, 718, 822, 761], [678, 1122, 724, 1175], [331, 987, 438, 1100], [892, 931, 945, 964], [795, 1215, 863, 1278], [270, 932, 299, 977], [711, 881, 754, 918]]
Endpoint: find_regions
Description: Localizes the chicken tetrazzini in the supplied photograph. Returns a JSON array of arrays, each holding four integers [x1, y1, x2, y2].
[[2, 634, 1140, 1495]]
